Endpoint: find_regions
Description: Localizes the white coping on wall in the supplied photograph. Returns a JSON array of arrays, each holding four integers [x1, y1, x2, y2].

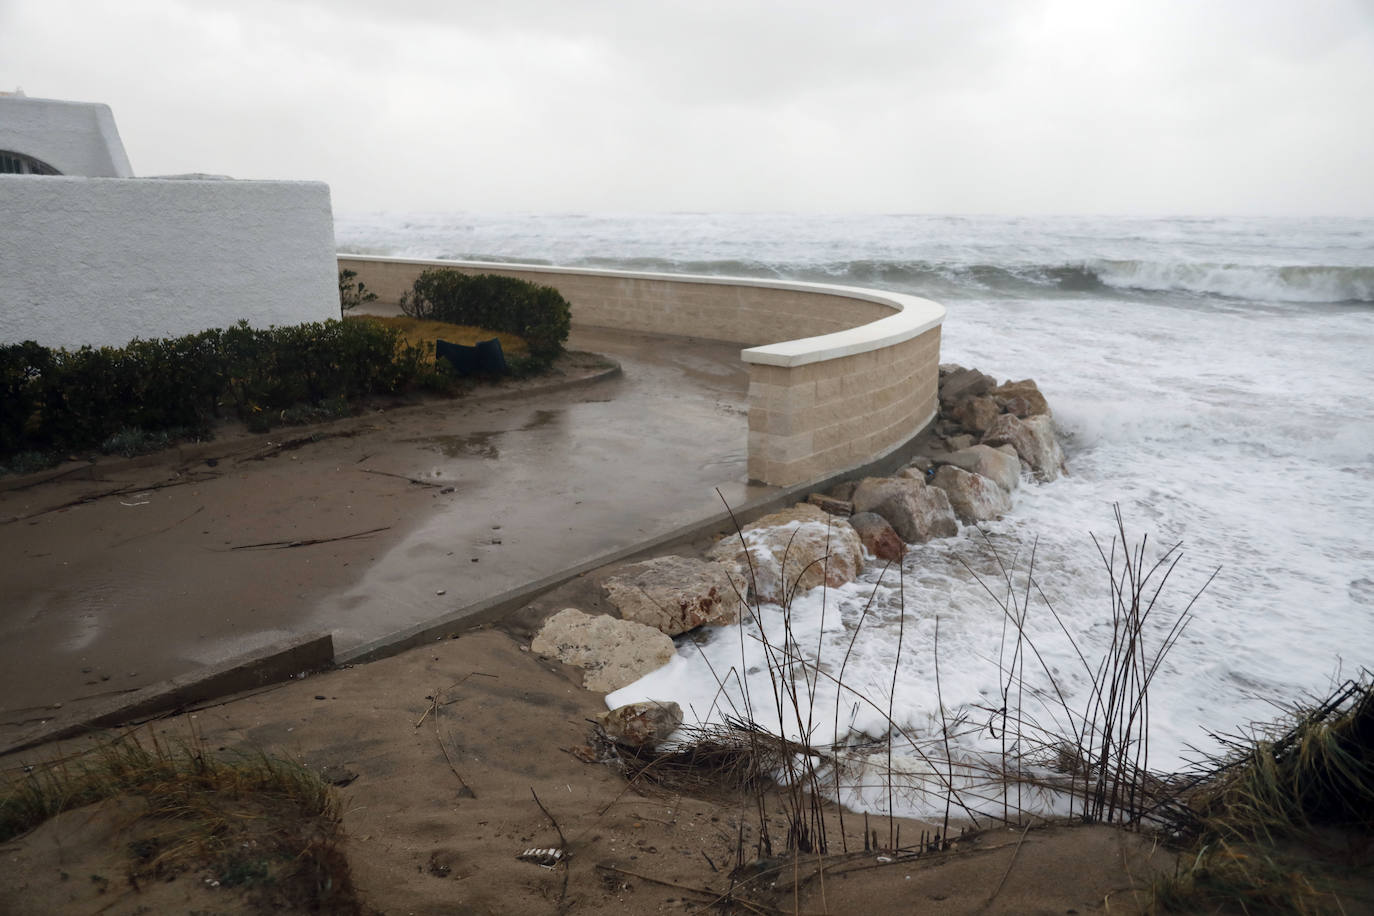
[[0, 95, 134, 177], [339, 255, 946, 368]]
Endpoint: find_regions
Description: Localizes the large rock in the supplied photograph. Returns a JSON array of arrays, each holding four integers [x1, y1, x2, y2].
[[851, 476, 958, 543], [597, 701, 683, 750], [896, 465, 929, 484], [929, 465, 1013, 523], [939, 444, 1022, 493], [531, 608, 676, 693], [938, 366, 995, 409], [991, 379, 1051, 418], [982, 413, 1065, 482], [949, 395, 1001, 435], [847, 512, 906, 562], [604, 556, 742, 636], [708, 504, 864, 605], [827, 480, 858, 502]]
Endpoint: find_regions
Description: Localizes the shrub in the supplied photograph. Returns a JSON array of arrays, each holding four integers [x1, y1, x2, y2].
[[0, 318, 450, 466], [399, 269, 571, 369], [338, 268, 378, 316]]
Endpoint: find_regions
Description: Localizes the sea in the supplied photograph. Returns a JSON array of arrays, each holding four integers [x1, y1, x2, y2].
[[336, 212, 1374, 817]]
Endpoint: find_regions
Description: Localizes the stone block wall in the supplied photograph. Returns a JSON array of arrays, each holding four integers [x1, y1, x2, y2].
[[336, 256, 892, 346], [745, 326, 941, 484], [338, 255, 944, 487]]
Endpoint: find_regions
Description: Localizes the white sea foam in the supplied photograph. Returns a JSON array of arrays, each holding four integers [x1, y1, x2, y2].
[[340, 211, 1374, 816]]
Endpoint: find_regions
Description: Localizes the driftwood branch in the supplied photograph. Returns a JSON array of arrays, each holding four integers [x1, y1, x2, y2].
[[531, 787, 567, 849], [431, 686, 476, 798], [235, 428, 365, 463], [357, 468, 447, 489], [3, 471, 220, 524], [230, 525, 390, 550]]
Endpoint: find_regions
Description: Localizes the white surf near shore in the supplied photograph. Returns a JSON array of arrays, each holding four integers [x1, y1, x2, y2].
[[338, 212, 1374, 817]]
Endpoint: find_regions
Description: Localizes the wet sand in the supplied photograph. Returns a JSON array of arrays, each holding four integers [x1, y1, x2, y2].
[[0, 628, 1174, 915]]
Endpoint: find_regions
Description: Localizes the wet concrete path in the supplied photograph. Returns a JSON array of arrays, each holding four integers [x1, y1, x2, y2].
[[305, 326, 775, 651], [0, 327, 773, 739]]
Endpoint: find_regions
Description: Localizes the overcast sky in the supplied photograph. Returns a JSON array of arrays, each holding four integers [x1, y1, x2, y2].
[[2, 0, 1372, 216]]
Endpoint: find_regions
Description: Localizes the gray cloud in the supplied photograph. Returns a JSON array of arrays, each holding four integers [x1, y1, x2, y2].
[[1, 0, 1370, 215]]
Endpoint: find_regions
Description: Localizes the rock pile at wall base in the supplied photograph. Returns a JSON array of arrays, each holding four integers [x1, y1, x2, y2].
[[529, 365, 1066, 745]]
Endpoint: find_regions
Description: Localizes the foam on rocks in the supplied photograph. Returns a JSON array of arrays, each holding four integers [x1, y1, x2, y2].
[[707, 503, 864, 605]]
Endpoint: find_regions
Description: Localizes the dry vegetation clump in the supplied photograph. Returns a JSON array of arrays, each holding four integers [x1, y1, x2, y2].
[[607, 718, 796, 797], [1151, 673, 1374, 913], [0, 730, 361, 913]]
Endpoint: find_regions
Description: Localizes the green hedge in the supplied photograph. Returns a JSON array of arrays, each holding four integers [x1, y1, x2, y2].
[[399, 270, 571, 368], [0, 318, 443, 464]]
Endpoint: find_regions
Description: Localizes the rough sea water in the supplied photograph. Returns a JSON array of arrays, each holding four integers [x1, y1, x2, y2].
[[337, 212, 1374, 818]]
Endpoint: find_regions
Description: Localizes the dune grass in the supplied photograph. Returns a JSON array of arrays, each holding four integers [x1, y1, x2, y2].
[[1, 729, 360, 911], [1151, 674, 1374, 913]]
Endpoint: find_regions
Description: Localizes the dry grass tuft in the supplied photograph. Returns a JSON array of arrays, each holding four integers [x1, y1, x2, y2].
[[0, 729, 361, 912], [1151, 673, 1374, 913], [608, 718, 807, 797]]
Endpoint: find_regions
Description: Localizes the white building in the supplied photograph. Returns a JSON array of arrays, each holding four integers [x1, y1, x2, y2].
[[0, 92, 338, 349], [0, 91, 133, 177]]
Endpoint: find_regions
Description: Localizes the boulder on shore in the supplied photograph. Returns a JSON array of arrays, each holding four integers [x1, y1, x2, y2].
[[939, 444, 1022, 493], [531, 608, 676, 693], [990, 379, 1051, 418], [982, 413, 1065, 482], [848, 512, 906, 561], [930, 465, 1012, 523], [938, 366, 995, 410], [851, 476, 958, 543], [950, 395, 1001, 435], [604, 556, 742, 636], [708, 503, 864, 605], [597, 701, 684, 750]]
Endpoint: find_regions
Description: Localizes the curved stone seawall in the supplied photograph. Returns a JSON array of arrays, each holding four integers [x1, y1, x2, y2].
[[338, 255, 945, 487]]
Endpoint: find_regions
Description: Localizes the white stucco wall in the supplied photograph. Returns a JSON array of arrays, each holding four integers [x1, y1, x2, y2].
[[0, 176, 339, 349], [0, 96, 133, 177]]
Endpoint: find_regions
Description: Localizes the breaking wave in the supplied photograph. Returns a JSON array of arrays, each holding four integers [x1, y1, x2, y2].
[[1082, 260, 1374, 304], [342, 247, 1373, 305], [544, 258, 1374, 304]]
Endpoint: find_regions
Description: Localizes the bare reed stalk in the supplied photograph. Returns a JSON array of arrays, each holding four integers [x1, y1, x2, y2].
[[830, 562, 893, 854], [961, 506, 1215, 827], [692, 495, 1218, 863], [934, 615, 953, 843], [715, 490, 836, 855], [887, 564, 905, 850]]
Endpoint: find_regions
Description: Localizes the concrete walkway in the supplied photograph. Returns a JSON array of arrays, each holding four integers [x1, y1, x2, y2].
[[305, 326, 777, 654], [0, 327, 775, 745]]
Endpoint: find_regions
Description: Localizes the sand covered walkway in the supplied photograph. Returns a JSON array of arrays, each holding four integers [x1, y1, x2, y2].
[[0, 328, 772, 750]]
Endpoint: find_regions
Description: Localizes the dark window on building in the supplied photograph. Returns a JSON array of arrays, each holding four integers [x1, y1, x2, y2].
[[0, 151, 61, 175]]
